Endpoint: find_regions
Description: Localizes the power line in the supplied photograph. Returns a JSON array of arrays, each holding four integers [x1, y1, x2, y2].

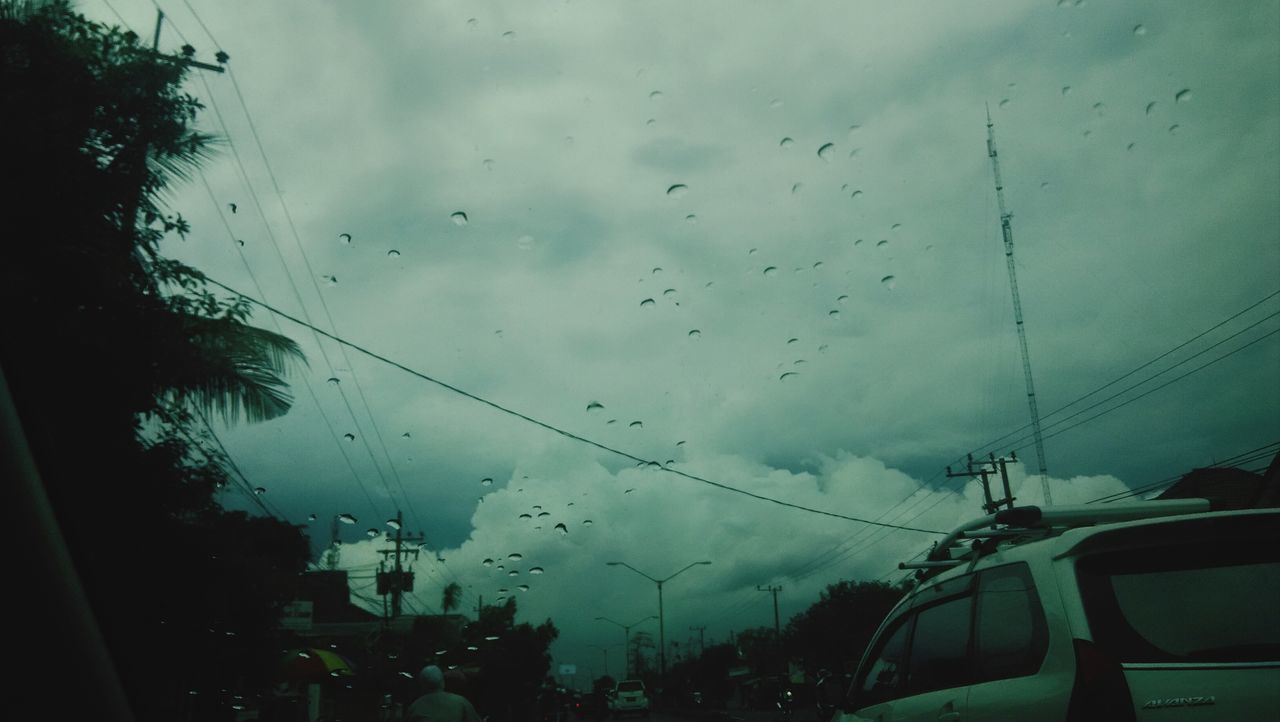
[[1086, 441, 1280, 504], [201, 277, 946, 535]]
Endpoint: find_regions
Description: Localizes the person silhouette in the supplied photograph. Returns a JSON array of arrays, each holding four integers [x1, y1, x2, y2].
[[405, 665, 481, 722]]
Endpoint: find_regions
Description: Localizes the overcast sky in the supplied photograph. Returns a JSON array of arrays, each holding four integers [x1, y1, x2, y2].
[[86, 0, 1278, 681]]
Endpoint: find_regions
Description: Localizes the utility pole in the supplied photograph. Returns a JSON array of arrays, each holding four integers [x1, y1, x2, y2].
[[376, 510, 424, 619], [947, 453, 1018, 515], [758, 585, 783, 641], [986, 107, 1052, 506], [325, 515, 340, 569], [690, 626, 706, 656]]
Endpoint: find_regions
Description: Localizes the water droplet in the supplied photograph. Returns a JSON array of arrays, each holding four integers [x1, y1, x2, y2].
[[308, 513, 317, 522], [466, 17, 478, 28], [688, 329, 701, 338], [529, 566, 545, 575], [649, 90, 664, 100], [663, 288, 677, 297], [779, 372, 798, 381], [876, 240, 889, 247], [343, 433, 355, 441], [366, 528, 379, 538], [817, 142, 836, 161], [532, 504, 542, 510], [387, 518, 401, 530], [1092, 102, 1105, 116], [640, 298, 656, 308], [467, 645, 479, 652], [586, 401, 605, 414], [517, 584, 530, 591], [235, 239, 245, 247], [1145, 101, 1158, 115], [624, 488, 635, 494], [338, 233, 352, 245], [252, 486, 266, 495], [1168, 124, 1180, 134], [791, 182, 804, 194], [482, 158, 495, 171], [606, 419, 617, 425], [769, 98, 783, 109], [851, 190, 863, 199], [485, 635, 501, 642], [748, 248, 758, 255], [881, 275, 897, 289], [324, 275, 338, 287], [629, 421, 643, 429], [327, 377, 340, 386], [645, 118, 657, 127], [401, 432, 411, 438], [763, 266, 778, 277], [998, 98, 1010, 108], [829, 310, 840, 318], [386, 249, 401, 258], [450, 211, 469, 226], [779, 137, 795, 149], [518, 513, 532, 520], [1175, 88, 1192, 103], [683, 214, 698, 224], [481, 477, 493, 487], [1126, 142, 1137, 151], [508, 570, 518, 577], [537, 511, 550, 517], [1132, 24, 1147, 36], [501, 30, 516, 41], [582, 519, 594, 526], [515, 235, 535, 250], [666, 183, 689, 198], [1061, 86, 1072, 97], [837, 294, 849, 304], [482, 558, 493, 567], [338, 513, 357, 524], [554, 523, 568, 536], [854, 239, 864, 246]]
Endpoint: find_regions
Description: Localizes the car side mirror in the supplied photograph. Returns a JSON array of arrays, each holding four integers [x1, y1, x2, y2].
[[815, 673, 851, 712]]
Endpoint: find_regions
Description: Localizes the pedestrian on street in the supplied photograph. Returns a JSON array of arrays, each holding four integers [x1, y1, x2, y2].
[[406, 665, 482, 722]]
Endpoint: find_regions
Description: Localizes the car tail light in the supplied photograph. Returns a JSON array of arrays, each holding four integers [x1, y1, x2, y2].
[[1067, 638, 1135, 722]]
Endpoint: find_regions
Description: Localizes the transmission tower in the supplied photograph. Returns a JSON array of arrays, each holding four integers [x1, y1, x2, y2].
[[985, 107, 1052, 506]]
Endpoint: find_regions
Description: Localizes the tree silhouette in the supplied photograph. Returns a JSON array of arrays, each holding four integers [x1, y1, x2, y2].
[[441, 581, 462, 615], [2, 3, 309, 717]]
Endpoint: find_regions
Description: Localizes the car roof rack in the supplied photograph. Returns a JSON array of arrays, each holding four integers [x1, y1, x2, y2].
[[898, 498, 1211, 580]]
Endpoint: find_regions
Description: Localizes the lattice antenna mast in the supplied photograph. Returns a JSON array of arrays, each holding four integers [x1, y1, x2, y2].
[[986, 106, 1052, 506]]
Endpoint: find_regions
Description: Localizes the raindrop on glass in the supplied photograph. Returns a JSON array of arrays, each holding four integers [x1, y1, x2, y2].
[[1168, 124, 1180, 134], [663, 288, 677, 296], [779, 137, 795, 149], [876, 240, 889, 248], [792, 182, 804, 194], [583, 519, 593, 526], [649, 90, 664, 100], [1146, 101, 1158, 115], [235, 239, 245, 247], [1175, 88, 1192, 103], [763, 266, 778, 277], [829, 310, 840, 318], [676, 440, 686, 446], [769, 98, 783, 109], [253, 487, 266, 495], [881, 275, 897, 289], [684, 214, 698, 224], [402, 432, 411, 438], [387, 518, 401, 530], [1126, 142, 1136, 151], [779, 372, 798, 381], [851, 190, 863, 199], [817, 142, 836, 161], [666, 183, 689, 198], [516, 235, 535, 250], [508, 553, 523, 561], [387, 249, 401, 257], [787, 338, 799, 345], [338, 513, 357, 525], [482, 558, 494, 567], [324, 275, 338, 287], [586, 401, 605, 413], [748, 248, 758, 255], [891, 223, 903, 232], [537, 511, 550, 517], [554, 523, 568, 536], [529, 566, 545, 575], [640, 298, 656, 308], [450, 211, 469, 226], [466, 17, 478, 28], [327, 377, 340, 386], [517, 584, 530, 591], [343, 433, 355, 441], [1061, 86, 1072, 96], [629, 421, 643, 429], [508, 570, 518, 577], [366, 528, 379, 538], [518, 513, 532, 520], [338, 233, 352, 245], [688, 329, 701, 338], [482, 158, 495, 171], [481, 477, 493, 487], [1133, 24, 1147, 36], [308, 513, 317, 522], [837, 294, 849, 304], [501, 30, 516, 41]]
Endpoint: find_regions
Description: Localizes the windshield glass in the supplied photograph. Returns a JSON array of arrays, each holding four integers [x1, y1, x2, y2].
[[6, 0, 1277, 717]]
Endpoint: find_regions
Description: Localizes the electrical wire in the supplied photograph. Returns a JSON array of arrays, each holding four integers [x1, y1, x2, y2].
[[201, 277, 947, 534]]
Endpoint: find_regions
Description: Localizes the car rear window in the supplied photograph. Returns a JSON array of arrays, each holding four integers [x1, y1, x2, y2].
[[1077, 542, 1280, 663], [617, 681, 643, 692]]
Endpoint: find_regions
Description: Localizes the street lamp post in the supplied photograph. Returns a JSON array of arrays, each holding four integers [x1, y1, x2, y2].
[[606, 560, 712, 689], [595, 615, 656, 678]]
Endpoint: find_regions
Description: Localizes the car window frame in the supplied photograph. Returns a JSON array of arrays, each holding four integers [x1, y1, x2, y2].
[[971, 561, 1050, 683]]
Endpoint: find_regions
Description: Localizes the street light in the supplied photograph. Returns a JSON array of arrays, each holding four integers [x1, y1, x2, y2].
[[595, 615, 656, 678], [605, 560, 712, 686], [586, 642, 623, 679]]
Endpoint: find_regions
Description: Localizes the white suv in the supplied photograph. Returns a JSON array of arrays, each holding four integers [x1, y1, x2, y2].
[[830, 499, 1279, 721], [612, 679, 650, 716]]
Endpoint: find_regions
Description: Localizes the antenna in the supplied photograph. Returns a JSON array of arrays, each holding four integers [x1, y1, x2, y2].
[[986, 107, 1053, 506]]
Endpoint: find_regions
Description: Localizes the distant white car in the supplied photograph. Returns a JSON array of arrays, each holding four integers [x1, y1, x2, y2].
[[830, 500, 1280, 721], [612, 679, 650, 717]]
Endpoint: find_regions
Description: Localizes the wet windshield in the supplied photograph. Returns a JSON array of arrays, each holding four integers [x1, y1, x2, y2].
[[5, 0, 1277, 718]]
